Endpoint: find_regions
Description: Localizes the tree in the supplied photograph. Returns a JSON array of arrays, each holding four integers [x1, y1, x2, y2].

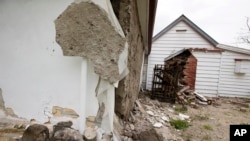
[[239, 17, 250, 44]]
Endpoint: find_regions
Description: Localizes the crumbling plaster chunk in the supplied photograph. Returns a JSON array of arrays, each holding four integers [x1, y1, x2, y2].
[[52, 106, 79, 118], [55, 2, 126, 83]]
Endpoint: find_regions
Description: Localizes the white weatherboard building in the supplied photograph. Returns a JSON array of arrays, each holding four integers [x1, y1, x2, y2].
[[145, 15, 250, 98]]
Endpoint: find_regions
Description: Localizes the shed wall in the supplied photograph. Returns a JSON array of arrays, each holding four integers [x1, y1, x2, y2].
[[218, 51, 250, 98], [192, 51, 221, 97], [146, 21, 215, 90]]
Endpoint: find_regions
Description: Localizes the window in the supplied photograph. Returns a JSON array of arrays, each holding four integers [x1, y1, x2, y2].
[[234, 59, 249, 74]]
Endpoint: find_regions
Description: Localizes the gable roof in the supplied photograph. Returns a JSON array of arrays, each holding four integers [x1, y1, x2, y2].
[[152, 14, 218, 46]]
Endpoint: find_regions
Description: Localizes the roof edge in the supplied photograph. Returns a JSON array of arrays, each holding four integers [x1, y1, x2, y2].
[[152, 14, 219, 46], [217, 44, 250, 55]]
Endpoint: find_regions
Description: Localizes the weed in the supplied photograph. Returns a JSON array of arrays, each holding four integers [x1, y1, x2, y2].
[[170, 119, 189, 130], [203, 124, 213, 131]]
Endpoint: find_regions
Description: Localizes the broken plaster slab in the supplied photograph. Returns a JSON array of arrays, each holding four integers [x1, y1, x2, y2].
[[55, 1, 128, 84]]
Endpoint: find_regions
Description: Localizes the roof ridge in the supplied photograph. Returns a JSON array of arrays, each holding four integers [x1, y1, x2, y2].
[[153, 15, 218, 46]]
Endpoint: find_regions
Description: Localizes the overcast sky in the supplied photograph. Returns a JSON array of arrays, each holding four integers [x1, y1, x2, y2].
[[154, 0, 250, 49]]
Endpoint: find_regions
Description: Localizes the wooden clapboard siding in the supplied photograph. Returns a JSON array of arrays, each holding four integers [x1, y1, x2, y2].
[[145, 15, 250, 98], [146, 21, 215, 90], [218, 50, 250, 98], [192, 51, 221, 97]]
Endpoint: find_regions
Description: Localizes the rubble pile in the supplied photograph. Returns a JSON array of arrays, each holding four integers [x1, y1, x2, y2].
[[121, 93, 185, 141], [176, 86, 220, 108]]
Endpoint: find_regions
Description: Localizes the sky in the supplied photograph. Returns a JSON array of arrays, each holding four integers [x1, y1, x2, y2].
[[153, 0, 250, 49]]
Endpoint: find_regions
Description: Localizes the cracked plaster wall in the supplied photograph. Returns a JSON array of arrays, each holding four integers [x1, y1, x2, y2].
[[0, 0, 87, 131]]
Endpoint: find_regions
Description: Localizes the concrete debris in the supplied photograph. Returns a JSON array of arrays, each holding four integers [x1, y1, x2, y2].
[[83, 127, 97, 141], [53, 127, 84, 141], [21, 124, 50, 141], [153, 122, 163, 128], [146, 110, 154, 116], [193, 91, 207, 102], [176, 86, 219, 108], [121, 92, 185, 141], [178, 113, 189, 120], [161, 116, 169, 122]]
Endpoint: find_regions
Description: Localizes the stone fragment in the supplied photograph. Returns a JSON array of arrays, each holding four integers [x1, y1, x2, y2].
[[53, 127, 84, 141], [83, 127, 97, 141], [178, 113, 189, 120], [161, 116, 169, 122], [86, 116, 97, 128], [168, 108, 174, 113], [21, 124, 50, 141], [129, 124, 135, 130], [153, 122, 163, 128], [146, 110, 154, 116]]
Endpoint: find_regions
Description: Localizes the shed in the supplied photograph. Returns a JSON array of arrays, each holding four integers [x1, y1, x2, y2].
[[144, 15, 250, 98]]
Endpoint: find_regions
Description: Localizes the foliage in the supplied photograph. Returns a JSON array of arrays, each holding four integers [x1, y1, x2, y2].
[[203, 124, 213, 131], [170, 119, 189, 130]]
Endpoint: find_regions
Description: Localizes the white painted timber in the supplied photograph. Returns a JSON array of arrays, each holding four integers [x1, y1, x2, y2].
[[192, 51, 221, 97], [146, 21, 215, 90], [218, 50, 250, 98]]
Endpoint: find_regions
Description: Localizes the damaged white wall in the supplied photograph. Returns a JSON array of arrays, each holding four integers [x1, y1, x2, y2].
[[0, 0, 128, 135], [0, 0, 101, 132]]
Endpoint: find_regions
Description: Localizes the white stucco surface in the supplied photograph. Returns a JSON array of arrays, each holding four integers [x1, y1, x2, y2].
[[0, 0, 92, 130], [0, 0, 126, 134]]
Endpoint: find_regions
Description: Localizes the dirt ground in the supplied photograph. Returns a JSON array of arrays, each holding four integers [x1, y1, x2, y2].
[[135, 92, 250, 141], [178, 97, 250, 141]]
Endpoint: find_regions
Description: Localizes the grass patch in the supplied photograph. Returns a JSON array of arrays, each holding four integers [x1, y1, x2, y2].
[[174, 105, 188, 113], [170, 119, 189, 130], [203, 124, 213, 131]]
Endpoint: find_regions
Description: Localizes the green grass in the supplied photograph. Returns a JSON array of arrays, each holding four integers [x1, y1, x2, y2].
[[203, 124, 213, 131], [170, 119, 189, 130]]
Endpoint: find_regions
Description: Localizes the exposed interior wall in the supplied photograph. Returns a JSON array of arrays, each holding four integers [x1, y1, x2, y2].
[[0, 0, 88, 129], [112, 0, 144, 118], [184, 55, 197, 90]]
